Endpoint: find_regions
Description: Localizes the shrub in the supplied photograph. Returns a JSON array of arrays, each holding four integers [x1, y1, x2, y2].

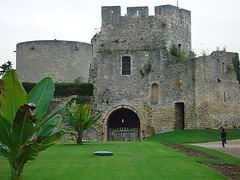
[[0, 69, 76, 179], [170, 44, 187, 62], [22, 82, 93, 97]]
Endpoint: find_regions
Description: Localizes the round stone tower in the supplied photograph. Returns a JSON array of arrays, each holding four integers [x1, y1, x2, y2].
[[16, 40, 92, 83]]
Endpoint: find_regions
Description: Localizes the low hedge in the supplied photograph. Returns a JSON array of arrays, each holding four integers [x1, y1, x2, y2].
[[22, 82, 93, 97]]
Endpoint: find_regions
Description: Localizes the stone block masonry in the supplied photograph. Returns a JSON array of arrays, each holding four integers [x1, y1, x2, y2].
[[16, 5, 240, 141], [90, 5, 240, 141]]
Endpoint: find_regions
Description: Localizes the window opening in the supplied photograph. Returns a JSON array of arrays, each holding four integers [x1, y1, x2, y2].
[[224, 92, 226, 102], [151, 83, 158, 104], [122, 56, 131, 75], [222, 62, 225, 73]]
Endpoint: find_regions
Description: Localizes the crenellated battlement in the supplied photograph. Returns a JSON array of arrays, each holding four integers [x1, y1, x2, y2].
[[127, 6, 149, 17], [102, 5, 190, 23], [100, 5, 191, 53]]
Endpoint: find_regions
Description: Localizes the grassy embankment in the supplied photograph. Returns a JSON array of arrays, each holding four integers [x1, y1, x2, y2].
[[0, 129, 239, 179]]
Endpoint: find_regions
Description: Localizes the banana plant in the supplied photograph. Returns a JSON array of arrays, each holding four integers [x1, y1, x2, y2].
[[0, 69, 77, 180], [63, 100, 101, 145]]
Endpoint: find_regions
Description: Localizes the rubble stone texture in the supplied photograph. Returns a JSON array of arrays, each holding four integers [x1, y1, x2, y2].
[[16, 5, 240, 141]]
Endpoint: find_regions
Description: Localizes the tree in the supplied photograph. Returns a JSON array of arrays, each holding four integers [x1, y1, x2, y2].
[[0, 69, 76, 180], [232, 54, 240, 84], [63, 101, 101, 145], [0, 60, 13, 76]]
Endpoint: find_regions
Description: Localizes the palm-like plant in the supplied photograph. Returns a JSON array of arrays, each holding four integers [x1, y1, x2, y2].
[[64, 100, 101, 145], [0, 69, 76, 180]]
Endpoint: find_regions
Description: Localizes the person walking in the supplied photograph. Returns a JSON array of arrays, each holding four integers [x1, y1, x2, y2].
[[220, 128, 227, 147]]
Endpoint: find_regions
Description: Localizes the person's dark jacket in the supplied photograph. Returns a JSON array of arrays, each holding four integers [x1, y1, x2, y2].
[[221, 131, 227, 139]]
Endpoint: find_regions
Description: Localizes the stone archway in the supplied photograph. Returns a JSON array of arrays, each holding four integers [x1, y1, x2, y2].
[[107, 107, 140, 141]]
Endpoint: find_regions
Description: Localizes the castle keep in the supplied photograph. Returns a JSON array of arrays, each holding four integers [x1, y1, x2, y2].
[[16, 5, 240, 141]]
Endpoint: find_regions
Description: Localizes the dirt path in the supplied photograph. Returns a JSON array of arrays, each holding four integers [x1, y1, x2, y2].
[[161, 141, 240, 179], [190, 139, 240, 159]]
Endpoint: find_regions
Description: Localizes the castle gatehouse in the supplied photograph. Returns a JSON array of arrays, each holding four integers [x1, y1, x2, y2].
[[16, 5, 240, 141]]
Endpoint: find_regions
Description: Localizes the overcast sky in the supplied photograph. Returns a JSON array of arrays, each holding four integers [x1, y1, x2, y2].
[[0, 0, 239, 68]]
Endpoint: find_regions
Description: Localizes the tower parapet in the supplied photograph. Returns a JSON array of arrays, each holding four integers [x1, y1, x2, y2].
[[127, 6, 149, 17], [102, 6, 121, 26], [99, 5, 191, 53]]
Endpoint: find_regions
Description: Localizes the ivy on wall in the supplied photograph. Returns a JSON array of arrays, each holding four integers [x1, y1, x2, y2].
[[170, 43, 187, 62], [232, 54, 240, 84]]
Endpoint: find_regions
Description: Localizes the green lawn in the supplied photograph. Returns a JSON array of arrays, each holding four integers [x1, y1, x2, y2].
[[0, 129, 240, 179], [146, 129, 240, 143]]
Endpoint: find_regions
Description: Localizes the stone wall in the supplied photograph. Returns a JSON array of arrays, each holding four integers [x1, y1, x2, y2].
[[89, 5, 240, 141], [47, 98, 102, 142], [193, 51, 240, 129], [98, 5, 191, 54], [15, 5, 240, 142], [16, 40, 92, 83]]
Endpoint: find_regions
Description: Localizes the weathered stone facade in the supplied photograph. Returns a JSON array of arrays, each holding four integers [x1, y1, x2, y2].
[[16, 40, 92, 83], [16, 5, 240, 141], [90, 5, 240, 141]]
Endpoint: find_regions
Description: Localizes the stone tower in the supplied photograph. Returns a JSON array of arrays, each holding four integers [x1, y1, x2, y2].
[[90, 5, 240, 141], [16, 40, 92, 83], [96, 5, 191, 55]]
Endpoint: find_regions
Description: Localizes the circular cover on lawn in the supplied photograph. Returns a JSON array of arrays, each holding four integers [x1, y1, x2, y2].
[[93, 151, 113, 156]]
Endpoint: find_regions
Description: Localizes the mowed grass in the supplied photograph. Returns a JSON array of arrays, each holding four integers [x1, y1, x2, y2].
[[0, 129, 239, 179], [146, 129, 240, 143]]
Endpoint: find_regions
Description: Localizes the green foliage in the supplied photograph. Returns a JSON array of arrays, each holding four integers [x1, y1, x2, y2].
[[63, 101, 101, 145], [146, 129, 240, 143], [21, 82, 35, 94], [0, 70, 27, 122], [27, 78, 55, 124], [54, 83, 93, 97], [0, 141, 235, 179], [0, 69, 76, 179], [144, 62, 152, 74], [113, 39, 120, 43], [22, 82, 93, 97], [75, 96, 91, 104], [232, 54, 240, 84], [0, 61, 13, 76], [170, 44, 187, 62]]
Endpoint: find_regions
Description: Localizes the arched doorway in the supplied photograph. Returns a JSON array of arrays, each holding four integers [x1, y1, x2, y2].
[[108, 108, 140, 141], [174, 102, 185, 130]]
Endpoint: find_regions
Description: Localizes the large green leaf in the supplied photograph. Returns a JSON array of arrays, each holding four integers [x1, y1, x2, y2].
[[0, 114, 13, 151], [38, 95, 77, 128], [84, 102, 91, 119], [41, 131, 66, 151], [0, 69, 27, 123], [27, 77, 55, 124], [65, 101, 101, 137], [83, 113, 102, 131], [12, 104, 37, 149], [36, 115, 62, 140], [64, 105, 75, 127], [0, 145, 10, 157], [15, 141, 41, 164]]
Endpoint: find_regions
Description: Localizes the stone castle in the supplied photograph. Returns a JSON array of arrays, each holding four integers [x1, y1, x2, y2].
[[16, 5, 240, 141]]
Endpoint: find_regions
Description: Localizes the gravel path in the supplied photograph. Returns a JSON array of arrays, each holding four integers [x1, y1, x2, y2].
[[190, 139, 240, 159]]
